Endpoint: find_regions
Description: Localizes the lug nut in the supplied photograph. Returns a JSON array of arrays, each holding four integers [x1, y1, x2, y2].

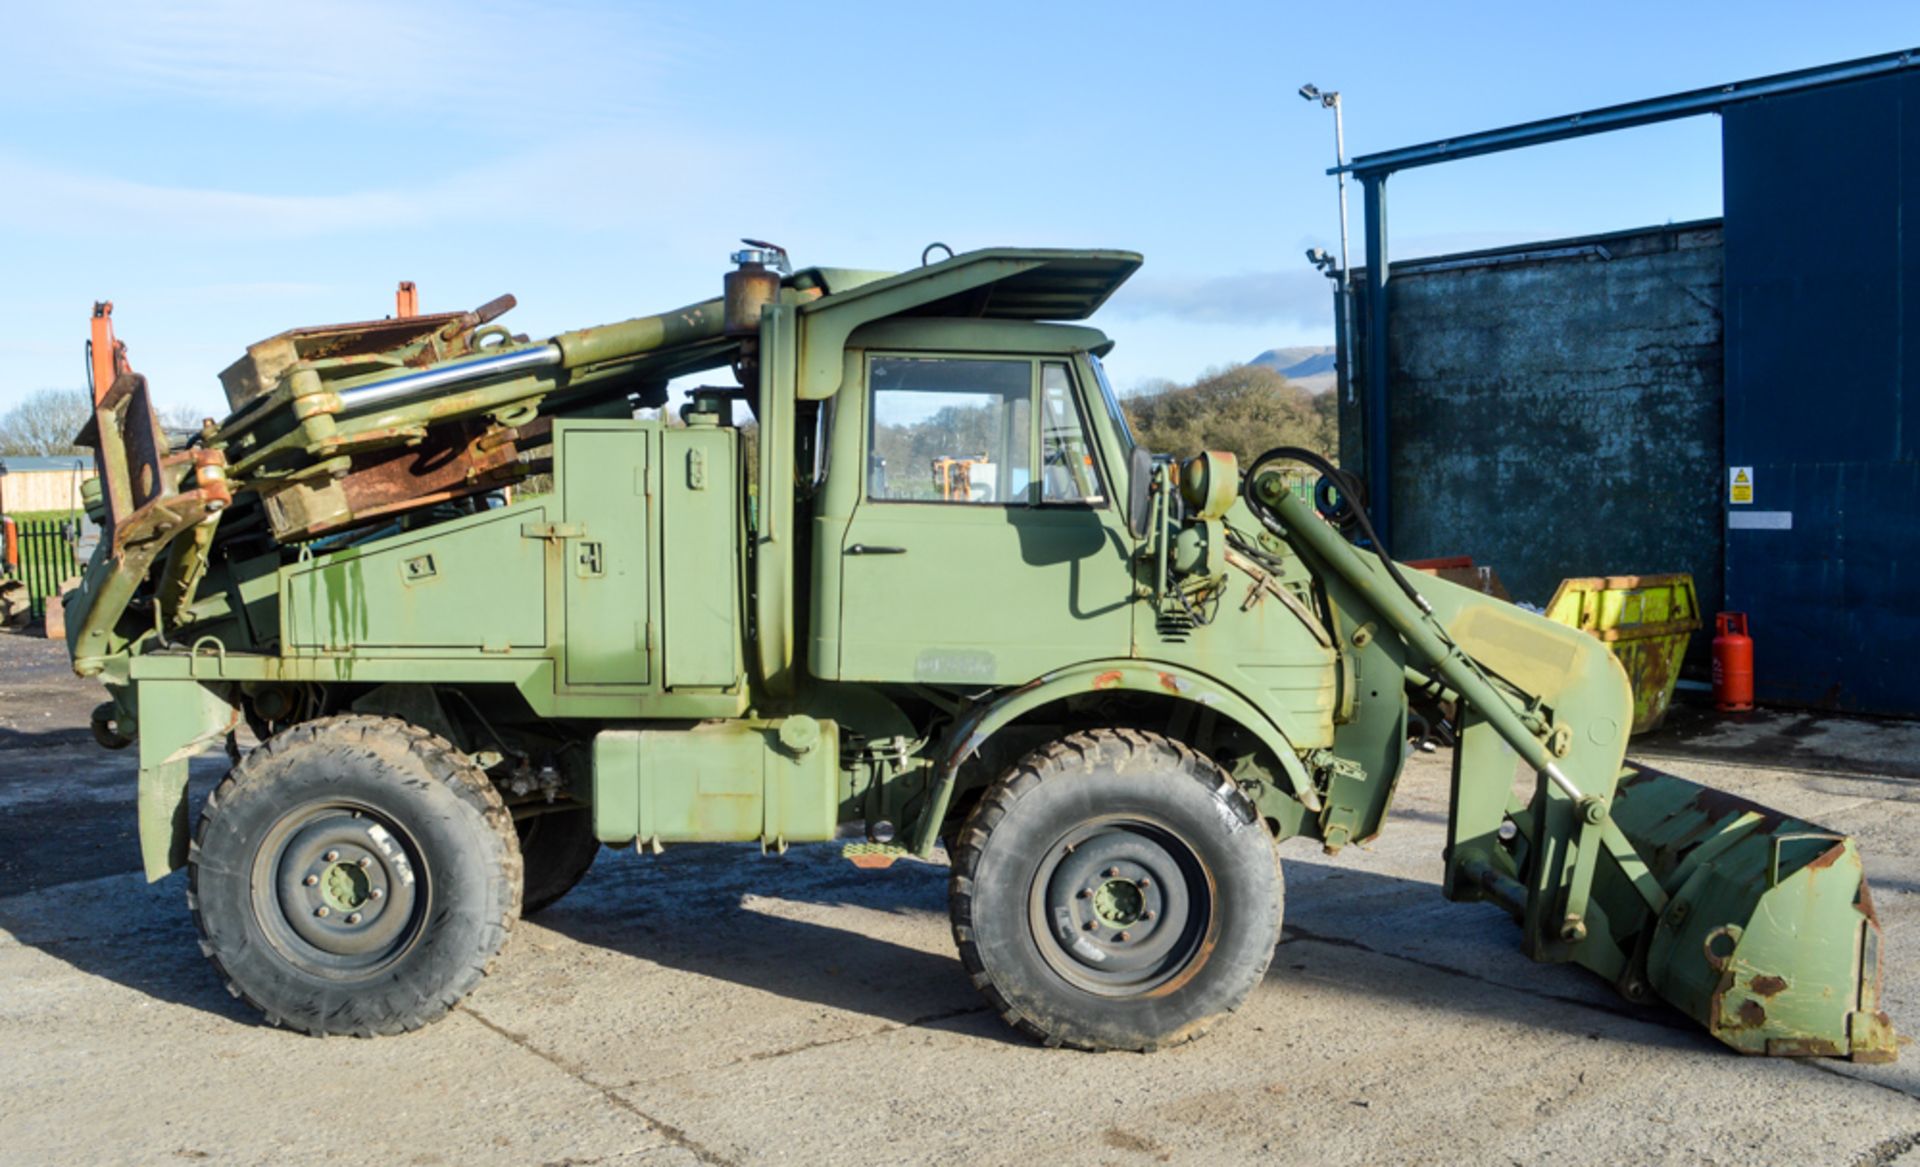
[[1077, 888, 1091, 899], [1105, 866, 1120, 877], [370, 888, 384, 900], [346, 913, 362, 925], [324, 850, 339, 863], [358, 857, 372, 869], [303, 874, 319, 887], [1117, 931, 1131, 942], [315, 906, 330, 918], [1082, 921, 1096, 931], [1138, 877, 1151, 888]]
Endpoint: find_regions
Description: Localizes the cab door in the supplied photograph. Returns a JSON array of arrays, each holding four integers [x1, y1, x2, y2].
[[835, 354, 1133, 684]]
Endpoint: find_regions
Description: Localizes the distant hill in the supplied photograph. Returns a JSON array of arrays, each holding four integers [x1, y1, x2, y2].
[[1249, 345, 1337, 393]]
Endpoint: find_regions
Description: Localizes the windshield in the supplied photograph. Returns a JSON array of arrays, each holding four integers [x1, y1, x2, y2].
[[1087, 354, 1137, 454]]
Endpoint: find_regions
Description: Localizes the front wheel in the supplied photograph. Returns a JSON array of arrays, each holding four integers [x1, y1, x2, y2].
[[188, 715, 522, 1036], [948, 729, 1282, 1051]]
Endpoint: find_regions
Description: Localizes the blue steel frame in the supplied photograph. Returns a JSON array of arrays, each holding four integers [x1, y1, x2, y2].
[[1334, 47, 1920, 546]]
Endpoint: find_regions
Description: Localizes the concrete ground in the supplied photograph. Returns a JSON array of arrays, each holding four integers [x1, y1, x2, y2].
[[1, 630, 1916, 1166]]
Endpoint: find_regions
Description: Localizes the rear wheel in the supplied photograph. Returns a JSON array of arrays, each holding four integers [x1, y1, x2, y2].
[[517, 807, 600, 914], [949, 728, 1282, 1051], [188, 715, 521, 1036]]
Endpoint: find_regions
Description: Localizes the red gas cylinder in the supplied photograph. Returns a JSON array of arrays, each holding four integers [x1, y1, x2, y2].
[[1712, 612, 1755, 712], [1, 516, 15, 572]]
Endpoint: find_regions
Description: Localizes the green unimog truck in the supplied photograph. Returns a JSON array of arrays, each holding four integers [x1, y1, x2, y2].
[[62, 246, 1893, 1060]]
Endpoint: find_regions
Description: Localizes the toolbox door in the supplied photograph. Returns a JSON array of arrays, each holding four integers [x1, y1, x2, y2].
[[561, 425, 653, 687]]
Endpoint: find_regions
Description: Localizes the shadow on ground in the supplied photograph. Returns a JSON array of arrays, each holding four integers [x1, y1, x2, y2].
[[1639, 701, 1920, 781], [0, 870, 261, 1027], [3, 805, 1703, 1061], [534, 843, 1011, 1039], [533, 845, 1702, 1055]]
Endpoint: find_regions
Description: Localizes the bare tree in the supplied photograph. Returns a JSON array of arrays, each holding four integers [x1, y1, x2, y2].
[[161, 403, 211, 431], [0, 389, 92, 457], [159, 402, 212, 448]]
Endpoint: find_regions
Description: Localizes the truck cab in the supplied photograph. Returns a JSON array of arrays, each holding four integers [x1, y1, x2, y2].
[[814, 320, 1135, 684]]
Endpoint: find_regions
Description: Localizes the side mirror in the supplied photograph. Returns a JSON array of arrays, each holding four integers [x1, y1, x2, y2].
[[1126, 445, 1154, 540]]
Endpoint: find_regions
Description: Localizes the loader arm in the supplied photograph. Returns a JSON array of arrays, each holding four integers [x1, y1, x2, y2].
[[1249, 471, 1896, 1063]]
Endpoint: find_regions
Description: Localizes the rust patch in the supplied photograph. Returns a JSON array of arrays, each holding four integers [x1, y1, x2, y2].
[[1091, 670, 1124, 690], [1156, 671, 1187, 694], [1686, 785, 1788, 834], [1805, 841, 1846, 872], [1764, 1036, 1844, 1057], [1750, 975, 1788, 998], [278, 311, 470, 362], [1856, 878, 1880, 926], [1735, 999, 1767, 1029], [278, 416, 553, 538]]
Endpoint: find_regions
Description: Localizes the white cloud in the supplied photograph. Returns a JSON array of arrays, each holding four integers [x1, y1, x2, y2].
[[0, 0, 703, 120], [0, 155, 414, 236], [0, 132, 775, 240], [1103, 226, 1575, 328], [1108, 268, 1338, 327]]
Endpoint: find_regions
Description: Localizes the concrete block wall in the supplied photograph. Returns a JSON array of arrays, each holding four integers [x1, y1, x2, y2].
[[1344, 222, 1725, 663]]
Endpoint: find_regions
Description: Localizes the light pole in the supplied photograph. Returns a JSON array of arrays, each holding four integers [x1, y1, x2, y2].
[[1300, 83, 1354, 406]]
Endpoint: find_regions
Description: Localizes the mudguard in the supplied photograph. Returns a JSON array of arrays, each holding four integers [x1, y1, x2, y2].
[[133, 679, 238, 880], [910, 659, 1319, 856]]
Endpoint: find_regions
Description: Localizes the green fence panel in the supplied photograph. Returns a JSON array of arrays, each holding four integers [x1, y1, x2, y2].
[[15, 519, 79, 619]]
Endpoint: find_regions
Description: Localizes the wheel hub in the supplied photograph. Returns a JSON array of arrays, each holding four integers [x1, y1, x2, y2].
[[1032, 818, 1211, 996], [256, 804, 425, 972], [321, 861, 372, 911], [1092, 878, 1144, 928]]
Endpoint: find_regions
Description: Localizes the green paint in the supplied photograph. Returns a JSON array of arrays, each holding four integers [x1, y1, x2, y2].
[[133, 679, 234, 881], [592, 721, 840, 848], [1093, 879, 1145, 927], [321, 862, 372, 912]]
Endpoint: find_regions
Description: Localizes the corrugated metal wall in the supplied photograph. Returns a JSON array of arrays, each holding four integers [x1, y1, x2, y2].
[[1344, 224, 1727, 642], [1722, 76, 1920, 714]]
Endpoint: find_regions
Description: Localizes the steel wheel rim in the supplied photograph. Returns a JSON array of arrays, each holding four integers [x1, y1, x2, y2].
[[248, 799, 429, 978], [1027, 815, 1215, 997]]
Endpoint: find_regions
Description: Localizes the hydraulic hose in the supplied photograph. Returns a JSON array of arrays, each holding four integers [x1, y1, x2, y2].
[[1240, 446, 1432, 614]]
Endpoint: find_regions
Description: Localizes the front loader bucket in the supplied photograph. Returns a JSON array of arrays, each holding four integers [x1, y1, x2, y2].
[[1609, 764, 1895, 1061]]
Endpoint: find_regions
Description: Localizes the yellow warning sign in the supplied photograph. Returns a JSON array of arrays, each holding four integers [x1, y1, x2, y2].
[[1729, 466, 1754, 505]]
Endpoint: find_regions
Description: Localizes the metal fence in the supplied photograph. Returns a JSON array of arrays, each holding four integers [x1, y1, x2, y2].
[[12, 518, 79, 619]]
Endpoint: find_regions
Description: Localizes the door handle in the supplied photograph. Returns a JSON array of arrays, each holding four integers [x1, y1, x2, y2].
[[846, 544, 907, 555]]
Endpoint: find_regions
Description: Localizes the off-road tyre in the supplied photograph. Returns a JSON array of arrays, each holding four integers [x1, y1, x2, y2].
[[188, 714, 522, 1036], [517, 808, 600, 914], [949, 728, 1282, 1052]]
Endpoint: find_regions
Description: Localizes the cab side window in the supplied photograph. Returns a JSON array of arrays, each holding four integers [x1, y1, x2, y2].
[[1040, 362, 1105, 505], [868, 357, 1032, 504]]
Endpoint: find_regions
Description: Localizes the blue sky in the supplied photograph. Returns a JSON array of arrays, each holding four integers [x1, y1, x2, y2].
[[1, 1, 1915, 418]]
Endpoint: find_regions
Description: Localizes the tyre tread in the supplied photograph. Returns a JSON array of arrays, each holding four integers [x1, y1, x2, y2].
[[188, 714, 522, 1037], [947, 727, 1279, 1052]]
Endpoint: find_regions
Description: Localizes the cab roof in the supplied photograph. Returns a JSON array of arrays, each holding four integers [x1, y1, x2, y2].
[[799, 248, 1143, 322]]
